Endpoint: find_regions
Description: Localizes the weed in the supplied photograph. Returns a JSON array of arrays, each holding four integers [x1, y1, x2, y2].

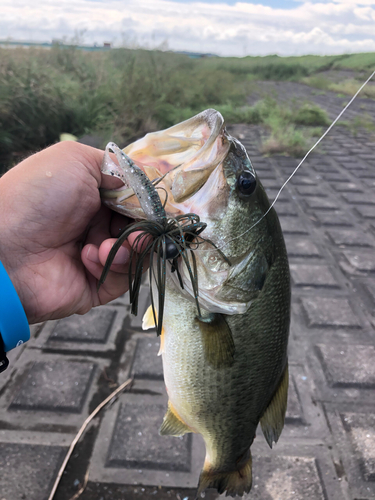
[[332, 53, 375, 71], [330, 80, 375, 99], [261, 125, 306, 157], [338, 114, 375, 136], [293, 103, 330, 126], [0, 46, 374, 168], [303, 75, 375, 100]]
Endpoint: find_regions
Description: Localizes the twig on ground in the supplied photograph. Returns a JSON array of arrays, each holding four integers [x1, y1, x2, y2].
[[47, 377, 133, 500], [68, 468, 90, 500]]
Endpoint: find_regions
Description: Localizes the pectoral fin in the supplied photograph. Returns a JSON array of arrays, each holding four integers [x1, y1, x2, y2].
[[142, 305, 155, 330], [159, 402, 192, 436], [260, 362, 289, 448], [142, 305, 165, 355], [197, 314, 235, 369]]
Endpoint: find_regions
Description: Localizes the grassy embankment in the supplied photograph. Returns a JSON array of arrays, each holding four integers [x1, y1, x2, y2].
[[1, 47, 374, 170]]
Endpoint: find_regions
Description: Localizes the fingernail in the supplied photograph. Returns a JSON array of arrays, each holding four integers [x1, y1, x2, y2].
[[112, 245, 130, 265], [86, 245, 100, 263]]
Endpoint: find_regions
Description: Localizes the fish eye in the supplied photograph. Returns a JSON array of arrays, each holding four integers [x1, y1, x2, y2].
[[236, 171, 256, 196]]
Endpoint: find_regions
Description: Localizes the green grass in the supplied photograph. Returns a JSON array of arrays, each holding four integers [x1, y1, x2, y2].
[[303, 75, 375, 99], [252, 98, 329, 157], [338, 114, 375, 137], [0, 46, 374, 169], [293, 103, 330, 126], [0, 46, 248, 164], [332, 53, 375, 71]]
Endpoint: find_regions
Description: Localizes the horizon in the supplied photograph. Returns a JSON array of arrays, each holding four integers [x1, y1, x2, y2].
[[1, 0, 375, 57], [1, 38, 375, 60]]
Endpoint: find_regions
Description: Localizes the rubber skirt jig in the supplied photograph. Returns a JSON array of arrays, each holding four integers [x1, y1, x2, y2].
[[97, 142, 230, 337]]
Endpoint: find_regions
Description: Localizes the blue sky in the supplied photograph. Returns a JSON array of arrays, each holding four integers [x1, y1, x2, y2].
[[166, 0, 299, 6], [1, 0, 375, 56]]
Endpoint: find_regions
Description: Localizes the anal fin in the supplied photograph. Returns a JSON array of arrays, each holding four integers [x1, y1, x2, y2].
[[197, 314, 235, 369], [159, 402, 192, 436], [260, 362, 289, 448]]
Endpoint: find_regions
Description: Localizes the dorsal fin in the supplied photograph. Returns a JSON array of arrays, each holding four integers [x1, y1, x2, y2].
[[260, 362, 289, 448], [159, 402, 192, 436]]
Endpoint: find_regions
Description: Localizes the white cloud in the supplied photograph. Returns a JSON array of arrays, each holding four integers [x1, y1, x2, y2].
[[0, 0, 374, 56], [332, 0, 375, 4]]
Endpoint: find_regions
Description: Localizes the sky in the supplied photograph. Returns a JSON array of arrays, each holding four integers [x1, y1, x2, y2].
[[1, 0, 375, 57]]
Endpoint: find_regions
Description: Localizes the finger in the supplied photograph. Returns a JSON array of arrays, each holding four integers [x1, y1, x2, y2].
[[98, 238, 131, 271], [81, 243, 131, 304], [98, 235, 151, 277], [83, 205, 112, 248], [127, 231, 153, 253], [110, 212, 131, 238]]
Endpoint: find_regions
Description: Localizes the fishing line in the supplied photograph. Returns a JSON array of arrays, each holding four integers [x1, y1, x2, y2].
[[215, 68, 375, 251]]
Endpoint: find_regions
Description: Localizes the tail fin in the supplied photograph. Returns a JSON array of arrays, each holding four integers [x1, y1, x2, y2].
[[197, 453, 252, 498]]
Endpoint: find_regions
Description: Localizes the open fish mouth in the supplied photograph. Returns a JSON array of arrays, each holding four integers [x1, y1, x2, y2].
[[100, 109, 230, 219], [99, 109, 256, 318]]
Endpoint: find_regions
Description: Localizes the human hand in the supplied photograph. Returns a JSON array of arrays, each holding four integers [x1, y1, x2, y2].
[[0, 141, 144, 324]]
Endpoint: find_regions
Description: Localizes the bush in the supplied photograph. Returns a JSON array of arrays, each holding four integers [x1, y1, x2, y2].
[[293, 104, 330, 126]]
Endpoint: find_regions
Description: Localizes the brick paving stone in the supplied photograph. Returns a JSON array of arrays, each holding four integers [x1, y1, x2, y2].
[[255, 169, 276, 179], [10, 360, 96, 412], [265, 189, 290, 203], [355, 206, 375, 218], [322, 172, 350, 182], [261, 178, 283, 189], [285, 376, 303, 423], [357, 170, 375, 179], [107, 402, 191, 471], [290, 264, 339, 288], [342, 413, 375, 481], [331, 182, 363, 192], [341, 193, 375, 205], [0, 442, 65, 500], [364, 282, 375, 307], [295, 186, 325, 197], [291, 175, 317, 185], [48, 308, 116, 343], [279, 217, 308, 235], [274, 203, 299, 216], [131, 337, 163, 380], [313, 210, 354, 226], [342, 250, 375, 273], [285, 237, 321, 258], [326, 228, 375, 247], [2, 91, 374, 500], [316, 344, 375, 388], [313, 163, 337, 173], [301, 297, 361, 328], [304, 197, 340, 210], [247, 456, 325, 500]]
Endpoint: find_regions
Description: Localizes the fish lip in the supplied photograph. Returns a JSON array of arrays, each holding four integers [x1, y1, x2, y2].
[[100, 109, 231, 218]]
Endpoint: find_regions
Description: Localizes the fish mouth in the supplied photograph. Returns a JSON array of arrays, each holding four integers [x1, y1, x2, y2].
[[100, 109, 230, 219], [101, 110, 255, 316]]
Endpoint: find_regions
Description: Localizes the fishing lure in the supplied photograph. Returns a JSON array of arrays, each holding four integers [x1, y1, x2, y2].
[[98, 142, 230, 336]]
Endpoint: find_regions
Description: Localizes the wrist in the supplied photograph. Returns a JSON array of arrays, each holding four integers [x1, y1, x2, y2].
[[0, 261, 30, 352]]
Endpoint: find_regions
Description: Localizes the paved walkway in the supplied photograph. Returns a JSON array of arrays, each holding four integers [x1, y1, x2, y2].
[[0, 89, 374, 500]]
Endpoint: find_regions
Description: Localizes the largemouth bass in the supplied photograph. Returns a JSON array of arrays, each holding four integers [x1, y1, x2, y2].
[[100, 109, 291, 497]]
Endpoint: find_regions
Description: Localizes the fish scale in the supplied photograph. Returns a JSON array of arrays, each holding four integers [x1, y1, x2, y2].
[[100, 109, 290, 497], [161, 201, 289, 495]]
